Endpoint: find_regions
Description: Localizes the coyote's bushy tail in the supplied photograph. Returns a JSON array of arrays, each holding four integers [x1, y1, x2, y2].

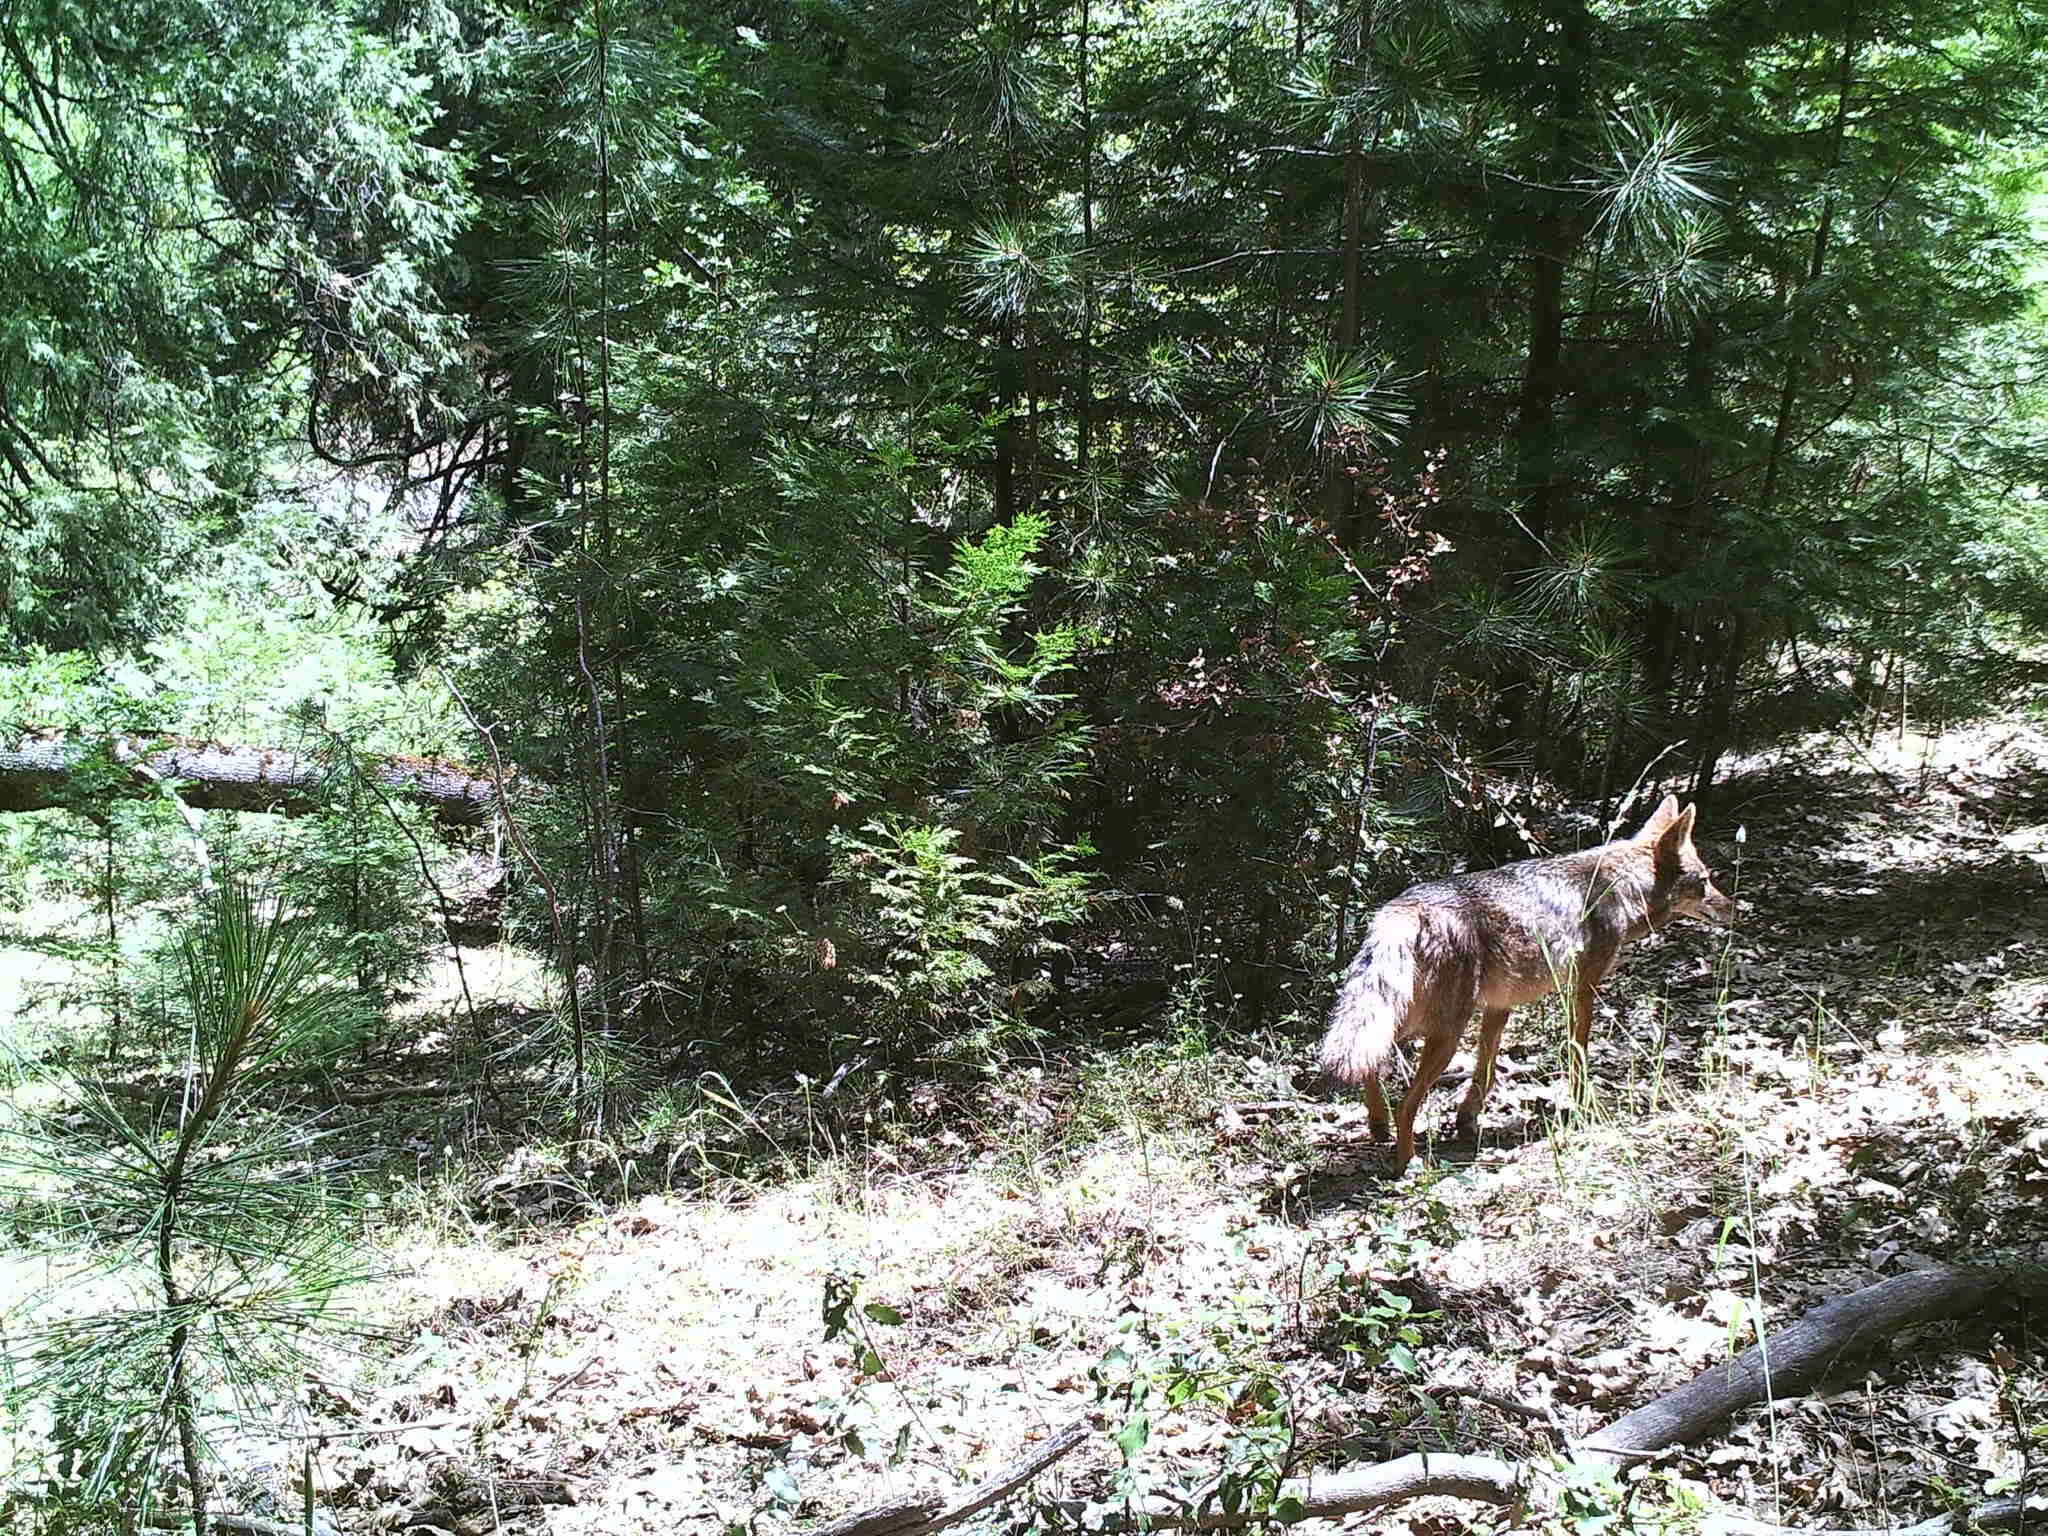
[[1317, 916, 1418, 1084]]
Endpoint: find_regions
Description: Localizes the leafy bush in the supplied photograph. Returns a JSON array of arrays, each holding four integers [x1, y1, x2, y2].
[[830, 818, 1092, 1057]]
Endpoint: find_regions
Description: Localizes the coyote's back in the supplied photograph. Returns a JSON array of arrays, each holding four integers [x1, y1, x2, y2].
[[1319, 795, 1735, 1173]]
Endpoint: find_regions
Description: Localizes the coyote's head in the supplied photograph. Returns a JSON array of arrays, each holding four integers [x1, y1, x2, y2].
[[1636, 795, 1738, 926]]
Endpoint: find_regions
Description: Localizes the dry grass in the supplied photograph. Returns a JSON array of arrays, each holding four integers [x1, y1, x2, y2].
[[7, 719, 2046, 1534]]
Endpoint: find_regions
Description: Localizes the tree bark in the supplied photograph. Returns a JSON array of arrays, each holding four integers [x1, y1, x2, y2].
[[1510, 0, 1593, 553], [1690, 615, 1747, 799], [1513, 198, 1576, 549], [1077, 0, 1094, 473], [0, 730, 496, 828], [1643, 316, 1718, 727], [1326, 0, 1376, 548], [1577, 1264, 2004, 1463]]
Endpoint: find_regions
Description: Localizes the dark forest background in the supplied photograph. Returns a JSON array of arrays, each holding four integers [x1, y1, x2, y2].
[[4, 0, 2047, 1100]]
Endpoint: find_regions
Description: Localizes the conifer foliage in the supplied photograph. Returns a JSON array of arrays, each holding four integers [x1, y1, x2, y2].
[[1, 0, 2045, 1054], [1, 881, 371, 1531]]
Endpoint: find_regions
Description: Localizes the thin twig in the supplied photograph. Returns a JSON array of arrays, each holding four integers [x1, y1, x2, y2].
[[536, 1349, 605, 1405], [814, 1418, 1092, 1536]]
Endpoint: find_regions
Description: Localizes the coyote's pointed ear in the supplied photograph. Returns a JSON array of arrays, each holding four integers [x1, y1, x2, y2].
[[1652, 803, 1698, 873], [1637, 794, 1682, 839]]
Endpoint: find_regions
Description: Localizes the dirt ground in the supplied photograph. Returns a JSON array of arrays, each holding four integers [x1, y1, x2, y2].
[[167, 720, 2048, 1533]]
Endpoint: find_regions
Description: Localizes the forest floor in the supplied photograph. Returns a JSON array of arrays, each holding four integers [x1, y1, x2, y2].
[[25, 718, 2048, 1536]]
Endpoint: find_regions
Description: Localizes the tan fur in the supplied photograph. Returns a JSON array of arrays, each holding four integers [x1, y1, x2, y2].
[[1318, 795, 1736, 1173]]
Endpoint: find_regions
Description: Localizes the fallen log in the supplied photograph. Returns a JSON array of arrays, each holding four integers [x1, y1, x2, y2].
[[1576, 1264, 2009, 1464], [1150, 1264, 2036, 1530], [1205, 1451, 1527, 1528], [0, 729, 496, 829], [1171, 1263, 2032, 1529], [139, 1511, 332, 1536], [816, 1264, 2036, 1536]]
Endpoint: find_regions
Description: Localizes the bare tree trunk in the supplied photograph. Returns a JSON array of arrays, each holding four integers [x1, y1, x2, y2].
[[1689, 615, 1747, 799], [1512, 0, 1593, 555], [1076, 0, 1094, 473], [1513, 199, 1576, 550], [1327, 0, 1375, 547], [1643, 317, 1718, 724], [102, 819, 123, 1059], [993, 0, 1023, 524]]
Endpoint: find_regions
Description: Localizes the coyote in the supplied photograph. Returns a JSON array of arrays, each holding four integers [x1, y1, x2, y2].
[[1319, 795, 1736, 1173]]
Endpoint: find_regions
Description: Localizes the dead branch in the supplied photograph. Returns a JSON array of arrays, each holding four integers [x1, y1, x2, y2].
[[1222, 1100, 1333, 1115], [1430, 1383, 1565, 1433], [140, 1511, 331, 1536], [1121, 1452, 1530, 1530], [931, 1420, 1092, 1529], [815, 1496, 940, 1536], [813, 1418, 1091, 1536], [1577, 1264, 2018, 1464], [327, 1080, 468, 1107], [1693, 1494, 2036, 1536], [1077, 1264, 2036, 1533], [275, 1415, 474, 1441]]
